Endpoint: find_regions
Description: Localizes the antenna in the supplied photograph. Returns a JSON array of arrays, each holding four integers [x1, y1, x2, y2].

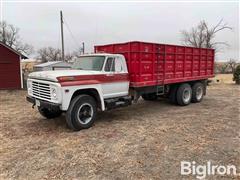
[[60, 10, 65, 61]]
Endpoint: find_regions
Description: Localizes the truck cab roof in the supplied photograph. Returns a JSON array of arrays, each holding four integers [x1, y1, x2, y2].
[[79, 53, 123, 58]]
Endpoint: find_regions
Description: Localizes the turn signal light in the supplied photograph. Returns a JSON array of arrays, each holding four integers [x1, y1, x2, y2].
[[58, 76, 75, 82]]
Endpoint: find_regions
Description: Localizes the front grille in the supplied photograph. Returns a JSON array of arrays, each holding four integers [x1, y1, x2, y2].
[[32, 81, 51, 100]]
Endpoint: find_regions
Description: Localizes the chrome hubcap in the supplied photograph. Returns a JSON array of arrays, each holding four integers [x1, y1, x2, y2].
[[183, 89, 191, 103], [77, 103, 93, 124], [196, 86, 203, 100]]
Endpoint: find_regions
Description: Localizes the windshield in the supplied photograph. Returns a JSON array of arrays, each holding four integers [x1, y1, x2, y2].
[[72, 56, 105, 71]]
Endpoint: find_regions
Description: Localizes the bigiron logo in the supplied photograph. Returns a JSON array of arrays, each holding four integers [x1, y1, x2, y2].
[[180, 161, 239, 179]]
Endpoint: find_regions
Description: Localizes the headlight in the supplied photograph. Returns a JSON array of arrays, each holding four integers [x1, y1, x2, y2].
[[27, 80, 32, 93], [51, 87, 57, 99], [27, 80, 31, 89]]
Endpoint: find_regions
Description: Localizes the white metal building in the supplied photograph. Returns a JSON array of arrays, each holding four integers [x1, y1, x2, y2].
[[34, 61, 72, 71]]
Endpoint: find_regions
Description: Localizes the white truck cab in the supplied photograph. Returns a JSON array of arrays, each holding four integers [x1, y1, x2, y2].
[[27, 54, 131, 130]]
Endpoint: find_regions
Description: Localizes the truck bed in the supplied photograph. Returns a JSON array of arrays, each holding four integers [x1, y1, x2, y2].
[[95, 41, 214, 87]]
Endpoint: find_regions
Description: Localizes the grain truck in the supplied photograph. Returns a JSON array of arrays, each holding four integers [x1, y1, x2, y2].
[[26, 41, 214, 131]]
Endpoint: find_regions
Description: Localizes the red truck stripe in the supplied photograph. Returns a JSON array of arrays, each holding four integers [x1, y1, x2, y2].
[[58, 73, 129, 87]]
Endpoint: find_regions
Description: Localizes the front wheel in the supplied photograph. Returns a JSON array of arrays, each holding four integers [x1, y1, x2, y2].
[[66, 95, 97, 131]]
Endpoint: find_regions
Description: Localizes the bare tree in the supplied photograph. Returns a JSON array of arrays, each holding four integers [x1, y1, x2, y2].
[[64, 53, 74, 62], [37, 47, 62, 62], [72, 47, 84, 58], [227, 59, 237, 73], [181, 19, 232, 51], [220, 64, 229, 74], [0, 21, 33, 55], [215, 63, 229, 74], [181, 21, 206, 48], [37, 47, 75, 62]]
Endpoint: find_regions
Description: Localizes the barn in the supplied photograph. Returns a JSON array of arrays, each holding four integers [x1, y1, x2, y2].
[[0, 42, 27, 89]]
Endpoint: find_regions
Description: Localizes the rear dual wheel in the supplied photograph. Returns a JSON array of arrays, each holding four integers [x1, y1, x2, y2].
[[176, 83, 192, 106], [191, 82, 204, 103], [169, 85, 178, 104], [169, 82, 204, 106]]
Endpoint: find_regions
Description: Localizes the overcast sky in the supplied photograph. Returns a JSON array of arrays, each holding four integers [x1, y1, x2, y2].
[[1, 1, 239, 61]]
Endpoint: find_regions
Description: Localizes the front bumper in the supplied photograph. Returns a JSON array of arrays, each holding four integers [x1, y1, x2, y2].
[[26, 96, 61, 110]]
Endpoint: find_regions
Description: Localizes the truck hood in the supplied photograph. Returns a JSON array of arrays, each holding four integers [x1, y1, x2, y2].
[[28, 70, 103, 82]]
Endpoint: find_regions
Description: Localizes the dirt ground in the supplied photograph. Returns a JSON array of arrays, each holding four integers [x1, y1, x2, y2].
[[0, 74, 239, 180], [210, 74, 235, 84]]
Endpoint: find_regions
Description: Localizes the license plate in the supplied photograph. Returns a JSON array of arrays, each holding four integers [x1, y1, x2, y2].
[[36, 99, 40, 107]]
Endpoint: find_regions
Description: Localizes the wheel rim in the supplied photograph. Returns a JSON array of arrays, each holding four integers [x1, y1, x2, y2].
[[196, 86, 203, 100], [183, 89, 191, 103], [77, 103, 93, 124]]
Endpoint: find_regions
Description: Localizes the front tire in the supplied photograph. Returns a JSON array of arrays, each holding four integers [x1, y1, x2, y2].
[[176, 83, 192, 106], [66, 95, 97, 131], [38, 107, 62, 119]]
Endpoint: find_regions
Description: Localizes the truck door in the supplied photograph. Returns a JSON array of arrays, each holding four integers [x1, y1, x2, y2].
[[102, 56, 129, 99]]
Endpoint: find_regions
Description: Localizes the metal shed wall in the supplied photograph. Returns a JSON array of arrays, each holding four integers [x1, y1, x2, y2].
[[0, 44, 21, 89]]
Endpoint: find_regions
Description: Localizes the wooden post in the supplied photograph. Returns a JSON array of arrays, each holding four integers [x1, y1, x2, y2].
[[60, 11, 65, 61]]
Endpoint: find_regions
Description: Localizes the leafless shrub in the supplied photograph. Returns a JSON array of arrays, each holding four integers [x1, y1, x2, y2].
[[215, 63, 229, 74], [227, 59, 238, 73]]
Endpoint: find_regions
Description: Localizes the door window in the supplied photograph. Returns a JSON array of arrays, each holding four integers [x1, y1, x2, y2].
[[104, 57, 115, 72], [115, 58, 123, 72]]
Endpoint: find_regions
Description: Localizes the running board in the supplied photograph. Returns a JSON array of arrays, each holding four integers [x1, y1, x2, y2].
[[104, 96, 132, 110]]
